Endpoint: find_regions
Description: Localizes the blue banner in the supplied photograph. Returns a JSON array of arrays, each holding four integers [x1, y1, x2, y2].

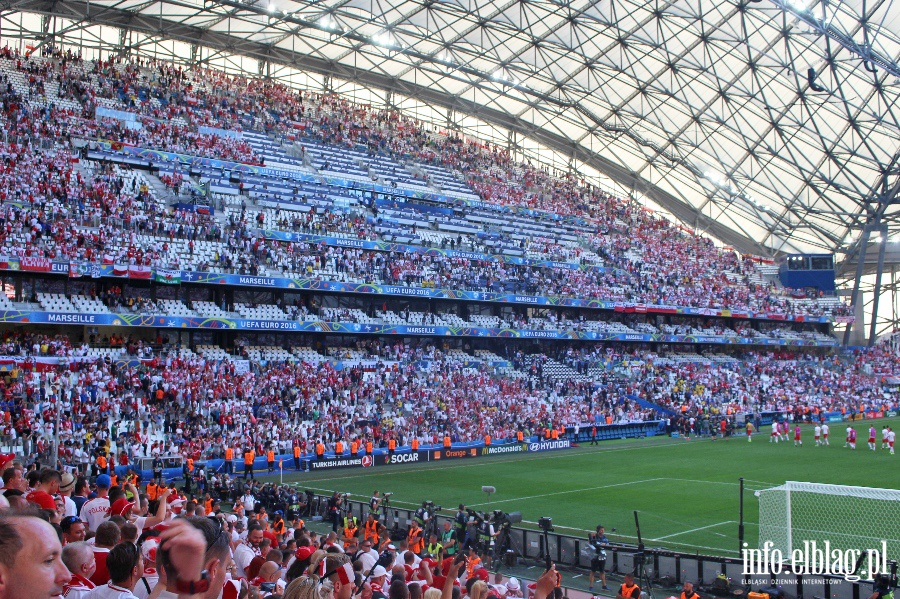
[[0, 309, 838, 346]]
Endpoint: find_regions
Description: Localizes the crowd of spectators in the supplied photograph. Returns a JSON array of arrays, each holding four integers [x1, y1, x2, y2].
[[0, 326, 893, 477], [0, 451, 557, 599], [0, 46, 852, 319]]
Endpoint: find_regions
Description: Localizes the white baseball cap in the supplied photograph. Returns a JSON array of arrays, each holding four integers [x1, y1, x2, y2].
[[371, 566, 388, 578]]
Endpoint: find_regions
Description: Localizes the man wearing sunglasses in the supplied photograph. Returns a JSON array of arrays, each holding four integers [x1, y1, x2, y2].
[[62, 515, 87, 545]]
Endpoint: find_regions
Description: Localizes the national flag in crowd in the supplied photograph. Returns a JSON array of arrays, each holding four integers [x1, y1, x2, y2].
[[68, 263, 84, 278], [129, 265, 153, 279], [154, 268, 182, 285], [113, 264, 129, 277]]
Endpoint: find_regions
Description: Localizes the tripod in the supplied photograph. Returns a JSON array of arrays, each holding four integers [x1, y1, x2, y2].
[[633, 511, 655, 599], [538, 528, 553, 565], [494, 524, 524, 572], [380, 498, 397, 531]]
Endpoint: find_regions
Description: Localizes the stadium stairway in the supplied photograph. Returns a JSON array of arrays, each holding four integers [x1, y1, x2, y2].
[[628, 394, 677, 417]]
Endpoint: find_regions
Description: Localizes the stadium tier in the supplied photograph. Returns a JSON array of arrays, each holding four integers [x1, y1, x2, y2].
[[0, 52, 853, 319]]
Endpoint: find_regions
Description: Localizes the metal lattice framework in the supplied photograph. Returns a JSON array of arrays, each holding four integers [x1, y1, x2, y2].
[[1, 0, 899, 264]]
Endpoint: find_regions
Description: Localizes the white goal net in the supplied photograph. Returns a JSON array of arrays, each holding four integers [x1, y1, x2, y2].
[[757, 481, 900, 566]]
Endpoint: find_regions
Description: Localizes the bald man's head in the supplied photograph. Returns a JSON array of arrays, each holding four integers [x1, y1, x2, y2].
[[258, 561, 281, 582]]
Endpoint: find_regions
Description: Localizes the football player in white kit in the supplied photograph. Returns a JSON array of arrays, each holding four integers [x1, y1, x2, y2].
[[814, 424, 822, 446]]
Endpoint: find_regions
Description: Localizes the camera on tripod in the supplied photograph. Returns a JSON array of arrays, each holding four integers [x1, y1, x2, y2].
[[467, 508, 484, 524], [424, 500, 441, 511], [538, 516, 554, 532]]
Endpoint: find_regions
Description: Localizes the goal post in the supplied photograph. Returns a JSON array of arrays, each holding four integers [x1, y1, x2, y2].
[[756, 481, 900, 565]]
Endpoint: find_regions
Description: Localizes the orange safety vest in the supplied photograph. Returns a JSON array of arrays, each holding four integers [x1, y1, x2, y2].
[[408, 525, 424, 554], [351, 441, 359, 454], [551, 429, 559, 440], [244, 451, 254, 465], [466, 556, 481, 578], [267, 451, 275, 463], [315, 443, 325, 456], [335, 441, 344, 454], [411, 438, 419, 451], [293, 446, 301, 458], [365, 441, 373, 454], [146, 483, 158, 501], [516, 431, 524, 442], [187, 458, 194, 473], [205, 498, 213, 513], [364, 520, 380, 544], [388, 439, 396, 451], [443, 436, 451, 448], [225, 448, 233, 461], [97, 455, 108, 469], [109, 473, 118, 487], [544, 429, 551, 439], [273, 520, 286, 536], [343, 525, 358, 548], [484, 435, 491, 446]]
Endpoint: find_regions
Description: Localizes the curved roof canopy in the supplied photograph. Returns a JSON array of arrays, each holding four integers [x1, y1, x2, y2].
[[6, 0, 900, 260]]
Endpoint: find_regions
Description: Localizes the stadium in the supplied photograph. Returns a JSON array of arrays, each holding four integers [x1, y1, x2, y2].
[[0, 1, 898, 599]]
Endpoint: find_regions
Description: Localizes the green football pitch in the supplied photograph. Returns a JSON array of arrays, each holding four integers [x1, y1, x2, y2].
[[273, 417, 900, 558]]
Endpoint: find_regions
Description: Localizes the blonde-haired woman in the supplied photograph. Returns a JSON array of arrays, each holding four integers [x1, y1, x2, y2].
[[470, 580, 489, 599]]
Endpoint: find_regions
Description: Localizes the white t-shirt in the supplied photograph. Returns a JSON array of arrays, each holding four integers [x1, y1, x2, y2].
[[85, 582, 139, 599], [358, 549, 379, 574], [233, 542, 259, 580], [65, 495, 78, 518], [132, 569, 159, 599], [82, 497, 111, 532]]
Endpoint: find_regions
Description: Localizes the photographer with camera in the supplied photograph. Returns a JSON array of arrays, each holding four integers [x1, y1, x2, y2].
[[476, 514, 498, 570], [414, 502, 431, 530], [327, 492, 343, 533], [588, 525, 609, 592], [454, 505, 468, 549]]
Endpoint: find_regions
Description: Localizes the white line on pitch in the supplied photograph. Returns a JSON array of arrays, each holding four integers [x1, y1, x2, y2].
[[467, 479, 666, 507], [652, 521, 735, 540], [294, 439, 698, 485]]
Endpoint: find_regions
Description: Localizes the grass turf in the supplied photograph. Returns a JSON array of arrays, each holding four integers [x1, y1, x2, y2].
[[267, 417, 900, 557]]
